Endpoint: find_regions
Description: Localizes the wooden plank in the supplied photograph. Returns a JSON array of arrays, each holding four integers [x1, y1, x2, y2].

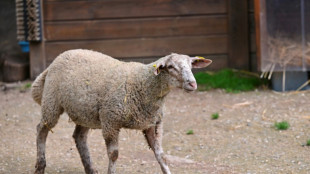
[[45, 35, 228, 64], [3, 57, 29, 82], [249, 13, 257, 53], [248, 0, 254, 12], [228, 0, 249, 70], [30, 0, 46, 79], [45, 15, 228, 41], [30, 42, 46, 79], [250, 53, 257, 72], [192, 54, 228, 72], [43, 0, 227, 21], [250, 32, 256, 53], [254, 0, 265, 71]]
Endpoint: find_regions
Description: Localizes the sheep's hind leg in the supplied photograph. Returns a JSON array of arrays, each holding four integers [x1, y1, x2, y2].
[[34, 122, 49, 174], [73, 125, 98, 174], [102, 128, 120, 174], [35, 103, 63, 174], [143, 121, 171, 174]]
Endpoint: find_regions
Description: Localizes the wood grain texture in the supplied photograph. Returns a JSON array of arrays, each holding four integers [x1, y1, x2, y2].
[[30, 0, 46, 79], [30, 42, 46, 79], [45, 35, 228, 64], [254, 0, 264, 71], [249, 13, 256, 53], [192, 54, 228, 72], [43, 0, 227, 21], [44, 15, 227, 41], [228, 0, 249, 70], [248, 0, 254, 12]]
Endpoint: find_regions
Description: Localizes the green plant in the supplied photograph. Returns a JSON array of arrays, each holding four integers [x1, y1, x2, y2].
[[274, 121, 290, 130], [19, 82, 32, 92], [194, 69, 267, 93], [24, 82, 32, 89], [211, 113, 219, 120], [186, 129, 194, 135], [306, 139, 310, 146]]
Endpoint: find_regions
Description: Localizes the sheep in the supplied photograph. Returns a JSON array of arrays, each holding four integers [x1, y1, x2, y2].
[[31, 49, 212, 174]]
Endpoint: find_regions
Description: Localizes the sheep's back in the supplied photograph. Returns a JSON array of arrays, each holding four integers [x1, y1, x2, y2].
[[42, 49, 145, 128]]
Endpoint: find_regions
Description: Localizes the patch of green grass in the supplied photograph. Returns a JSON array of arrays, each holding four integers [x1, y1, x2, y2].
[[306, 139, 310, 146], [194, 69, 267, 93], [19, 82, 32, 92], [274, 121, 290, 130], [186, 129, 194, 135], [24, 82, 32, 89], [211, 113, 219, 120]]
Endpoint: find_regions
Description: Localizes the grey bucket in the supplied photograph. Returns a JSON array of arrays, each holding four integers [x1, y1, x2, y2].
[[271, 71, 309, 91]]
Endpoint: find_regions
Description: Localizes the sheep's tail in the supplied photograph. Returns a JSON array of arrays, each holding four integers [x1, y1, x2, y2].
[[31, 69, 48, 105]]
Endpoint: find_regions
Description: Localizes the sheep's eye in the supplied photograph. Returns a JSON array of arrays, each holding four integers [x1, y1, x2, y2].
[[167, 65, 174, 69]]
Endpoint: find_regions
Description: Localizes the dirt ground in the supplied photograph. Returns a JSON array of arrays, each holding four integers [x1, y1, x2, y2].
[[1, 83, 310, 174]]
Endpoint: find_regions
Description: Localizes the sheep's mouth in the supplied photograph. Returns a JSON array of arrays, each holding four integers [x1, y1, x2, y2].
[[183, 82, 197, 92], [183, 87, 195, 93]]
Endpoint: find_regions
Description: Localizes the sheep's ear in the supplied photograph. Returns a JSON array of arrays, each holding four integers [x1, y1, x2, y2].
[[191, 56, 212, 68], [153, 61, 166, 75]]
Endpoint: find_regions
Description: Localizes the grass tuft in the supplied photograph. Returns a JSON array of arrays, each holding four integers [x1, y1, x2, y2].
[[274, 121, 290, 130], [306, 139, 310, 146], [194, 69, 267, 93], [19, 82, 32, 92], [186, 130, 194, 135], [211, 113, 219, 120], [24, 82, 32, 89]]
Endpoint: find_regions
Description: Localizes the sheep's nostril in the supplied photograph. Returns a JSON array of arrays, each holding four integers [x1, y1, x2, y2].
[[188, 82, 197, 89]]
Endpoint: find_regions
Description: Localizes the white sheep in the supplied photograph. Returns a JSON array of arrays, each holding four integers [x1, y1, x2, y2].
[[31, 49, 212, 174]]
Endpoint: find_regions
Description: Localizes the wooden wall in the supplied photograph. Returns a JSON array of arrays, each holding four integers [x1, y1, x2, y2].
[[249, 0, 258, 71], [30, 0, 252, 78]]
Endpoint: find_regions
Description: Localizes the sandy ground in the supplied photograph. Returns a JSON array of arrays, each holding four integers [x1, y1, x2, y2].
[[0, 84, 310, 174]]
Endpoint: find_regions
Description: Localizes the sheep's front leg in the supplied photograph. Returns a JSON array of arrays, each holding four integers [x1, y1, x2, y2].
[[103, 128, 119, 174], [143, 121, 171, 174], [73, 125, 98, 174]]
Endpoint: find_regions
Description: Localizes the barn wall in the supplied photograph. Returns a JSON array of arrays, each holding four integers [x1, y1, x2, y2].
[[0, 1, 21, 57], [0, 0, 29, 81], [28, 0, 255, 78], [249, 0, 258, 71]]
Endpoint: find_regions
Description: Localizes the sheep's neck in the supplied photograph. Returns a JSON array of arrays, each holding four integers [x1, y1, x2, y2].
[[151, 73, 170, 99], [120, 64, 170, 119], [141, 66, 171, 103], [122, 64, 170, 105]]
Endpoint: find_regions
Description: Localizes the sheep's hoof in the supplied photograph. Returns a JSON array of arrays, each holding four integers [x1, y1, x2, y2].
[[34, 162, 45, 174], [34, 169, 45, 174], [87, 169, 98, 174]]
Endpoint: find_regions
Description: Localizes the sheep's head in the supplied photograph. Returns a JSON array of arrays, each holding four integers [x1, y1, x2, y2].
[[154, 53, 212, 91]]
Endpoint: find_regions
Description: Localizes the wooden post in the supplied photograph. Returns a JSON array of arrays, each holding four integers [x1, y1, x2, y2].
[[29, 0, 46, 79], [228, 0, 249, 70], [30, 42, 46, 79], [254, 0, 267, 71]]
